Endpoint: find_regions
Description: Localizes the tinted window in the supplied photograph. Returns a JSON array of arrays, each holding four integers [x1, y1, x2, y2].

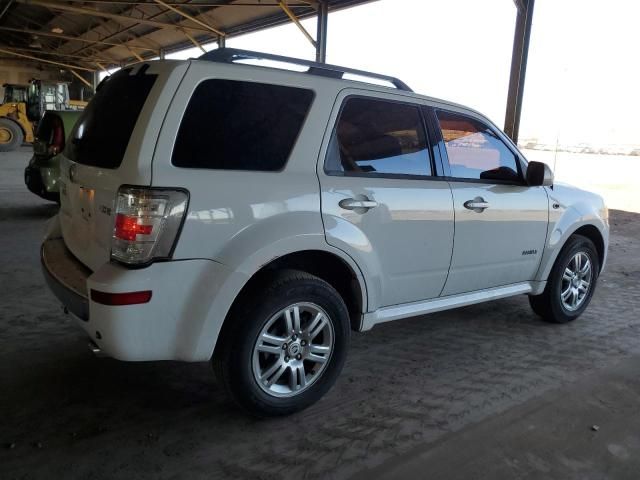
[[326, 97, 431, 176], [172, 80, 313, 171], [436, 110, 520, 181], [66, 68, 156, 169], [35, 112, 63, 145]]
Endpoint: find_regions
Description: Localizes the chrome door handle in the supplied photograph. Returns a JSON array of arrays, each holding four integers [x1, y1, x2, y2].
[[463, 197, 490, 212], [339, 198, 378, 211]]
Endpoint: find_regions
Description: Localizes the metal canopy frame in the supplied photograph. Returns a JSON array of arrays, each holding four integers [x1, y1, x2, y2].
[[0, 0, 534, 142], [504, 0, 535, 143]]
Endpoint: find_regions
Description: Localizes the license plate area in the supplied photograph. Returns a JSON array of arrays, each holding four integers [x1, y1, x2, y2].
[[79, 187, 95, 222]]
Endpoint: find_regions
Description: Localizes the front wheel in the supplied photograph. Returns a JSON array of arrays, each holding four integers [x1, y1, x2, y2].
[[529, 234, 599, 323], [213, 270, 350, 417]]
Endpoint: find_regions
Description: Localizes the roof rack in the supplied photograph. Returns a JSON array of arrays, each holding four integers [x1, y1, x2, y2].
[[199, 48, 413, 92]]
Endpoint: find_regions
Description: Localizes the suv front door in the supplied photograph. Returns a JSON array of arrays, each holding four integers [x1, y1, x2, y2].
[[318, 91, 454, 311], [433, 108, 548, 296]]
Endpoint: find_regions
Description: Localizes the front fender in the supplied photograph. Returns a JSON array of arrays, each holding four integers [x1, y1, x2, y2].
[[535, 185, 609, 282]]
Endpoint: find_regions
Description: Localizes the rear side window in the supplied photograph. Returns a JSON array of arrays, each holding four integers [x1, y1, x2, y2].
[[325, 97, 432, 177], [66, 68, 157, 169], [436, 110, 520, 181], [172, 79, 314, 171]]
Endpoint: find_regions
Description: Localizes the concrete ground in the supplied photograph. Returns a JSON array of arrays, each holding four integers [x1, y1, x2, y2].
[[1, 146, 639, 480]]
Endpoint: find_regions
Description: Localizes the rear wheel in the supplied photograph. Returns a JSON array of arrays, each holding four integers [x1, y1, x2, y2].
[[529, 234, 599, 323], [213, 270, 350, 417], [0, 119, 24, 152]]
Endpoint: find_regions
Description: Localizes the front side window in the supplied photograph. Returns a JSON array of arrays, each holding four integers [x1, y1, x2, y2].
[[436, 110, 520, 182], [172, 79, 314, 171], [326, 97, 432, 177]]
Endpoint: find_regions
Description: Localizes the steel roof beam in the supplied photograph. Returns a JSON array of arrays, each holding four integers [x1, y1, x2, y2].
[[16, 0, 216, 34], [0, 45, 117, 64], [278, 1, 316, 47], [152, 0, 225, 37], [65, 1, 311, 6], [0, 26, 157, 52], [0, 47, 95, 71]]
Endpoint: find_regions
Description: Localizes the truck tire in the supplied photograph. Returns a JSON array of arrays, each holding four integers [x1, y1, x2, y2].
[[0, 118, 24, 152], [529, 234, 599, 323], [213, 269, 350, 417]]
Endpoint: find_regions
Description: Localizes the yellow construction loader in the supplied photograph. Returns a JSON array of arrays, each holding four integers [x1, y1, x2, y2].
[[0, 80, 88, 152]]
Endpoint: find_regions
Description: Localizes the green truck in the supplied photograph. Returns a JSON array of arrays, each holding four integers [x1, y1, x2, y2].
[[24, 110, 81, 202]]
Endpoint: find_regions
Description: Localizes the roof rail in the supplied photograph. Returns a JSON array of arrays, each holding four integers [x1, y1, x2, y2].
[[198, 48, 413, 92]]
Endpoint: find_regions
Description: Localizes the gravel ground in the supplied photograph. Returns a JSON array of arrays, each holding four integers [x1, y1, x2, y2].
[[1, 146, 639, 479]]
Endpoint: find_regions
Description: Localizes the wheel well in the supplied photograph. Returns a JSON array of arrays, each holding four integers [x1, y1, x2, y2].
[[572, 224, 605, 268], [230, 250, 364, 332]]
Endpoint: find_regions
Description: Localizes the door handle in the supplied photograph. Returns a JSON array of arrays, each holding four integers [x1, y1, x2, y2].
[[463, 197, 490, 212], [339, 198, 378, 211]]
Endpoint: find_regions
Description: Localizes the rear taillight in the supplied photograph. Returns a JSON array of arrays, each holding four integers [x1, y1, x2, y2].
[[49, 117, 65, 155], [111, 186, 188, 265]]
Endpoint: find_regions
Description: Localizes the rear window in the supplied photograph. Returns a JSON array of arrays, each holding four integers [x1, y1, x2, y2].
[[65, 67, 156, 169], [172, 79, 314, 171]]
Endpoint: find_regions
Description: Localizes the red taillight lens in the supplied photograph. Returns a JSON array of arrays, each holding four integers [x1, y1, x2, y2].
[[49, 116, 65, 154], [91, 289, 152, 306], [111, 187, 189, 265], [114, 213, 153, 241]]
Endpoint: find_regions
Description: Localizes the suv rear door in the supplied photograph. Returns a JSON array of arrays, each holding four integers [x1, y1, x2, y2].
[[433, 108, 548, 295], [318, 90, 454, 311], [58, 62, 188, 272]]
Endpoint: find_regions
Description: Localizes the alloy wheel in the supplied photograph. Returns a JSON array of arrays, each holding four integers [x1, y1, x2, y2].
[[252, 302, 334, 397], [560, 251, 593, 311]]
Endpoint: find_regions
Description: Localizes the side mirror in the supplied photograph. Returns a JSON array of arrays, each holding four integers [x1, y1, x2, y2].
[[526, 161, 554, 187]]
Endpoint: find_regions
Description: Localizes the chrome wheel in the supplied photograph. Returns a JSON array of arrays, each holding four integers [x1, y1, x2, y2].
[[252, 302, 334, 398], [560, 251, 593, 311]]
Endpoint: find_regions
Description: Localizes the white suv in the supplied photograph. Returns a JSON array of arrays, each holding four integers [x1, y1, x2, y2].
[[42, 49, 609, 416]]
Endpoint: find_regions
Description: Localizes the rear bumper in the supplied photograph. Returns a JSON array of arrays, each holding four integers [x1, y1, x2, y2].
[[41, 216, 244, 362], [41, 236, 90, 321]]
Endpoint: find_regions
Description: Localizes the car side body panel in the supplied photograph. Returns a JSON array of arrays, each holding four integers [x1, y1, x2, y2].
[[149, 61, 369, 359], [535, 183, 609, 283], [317, 89, 455, 311]]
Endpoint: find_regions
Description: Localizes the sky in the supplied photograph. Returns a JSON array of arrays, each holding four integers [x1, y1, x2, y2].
[[156, 0, 639, 148]]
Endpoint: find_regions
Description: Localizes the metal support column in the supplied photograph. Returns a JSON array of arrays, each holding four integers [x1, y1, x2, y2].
[[218, 35, 226, 48], [159, 48, 166, 60], [504, 0, 535, 144], [316, 0, 328, 63], [92, 71, 99, 95]]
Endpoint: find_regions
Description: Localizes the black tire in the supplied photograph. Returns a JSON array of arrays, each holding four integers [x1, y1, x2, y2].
[[0, 118, 24, 152], [213, 269, 350, 417], [529, 234, 599, 323]]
